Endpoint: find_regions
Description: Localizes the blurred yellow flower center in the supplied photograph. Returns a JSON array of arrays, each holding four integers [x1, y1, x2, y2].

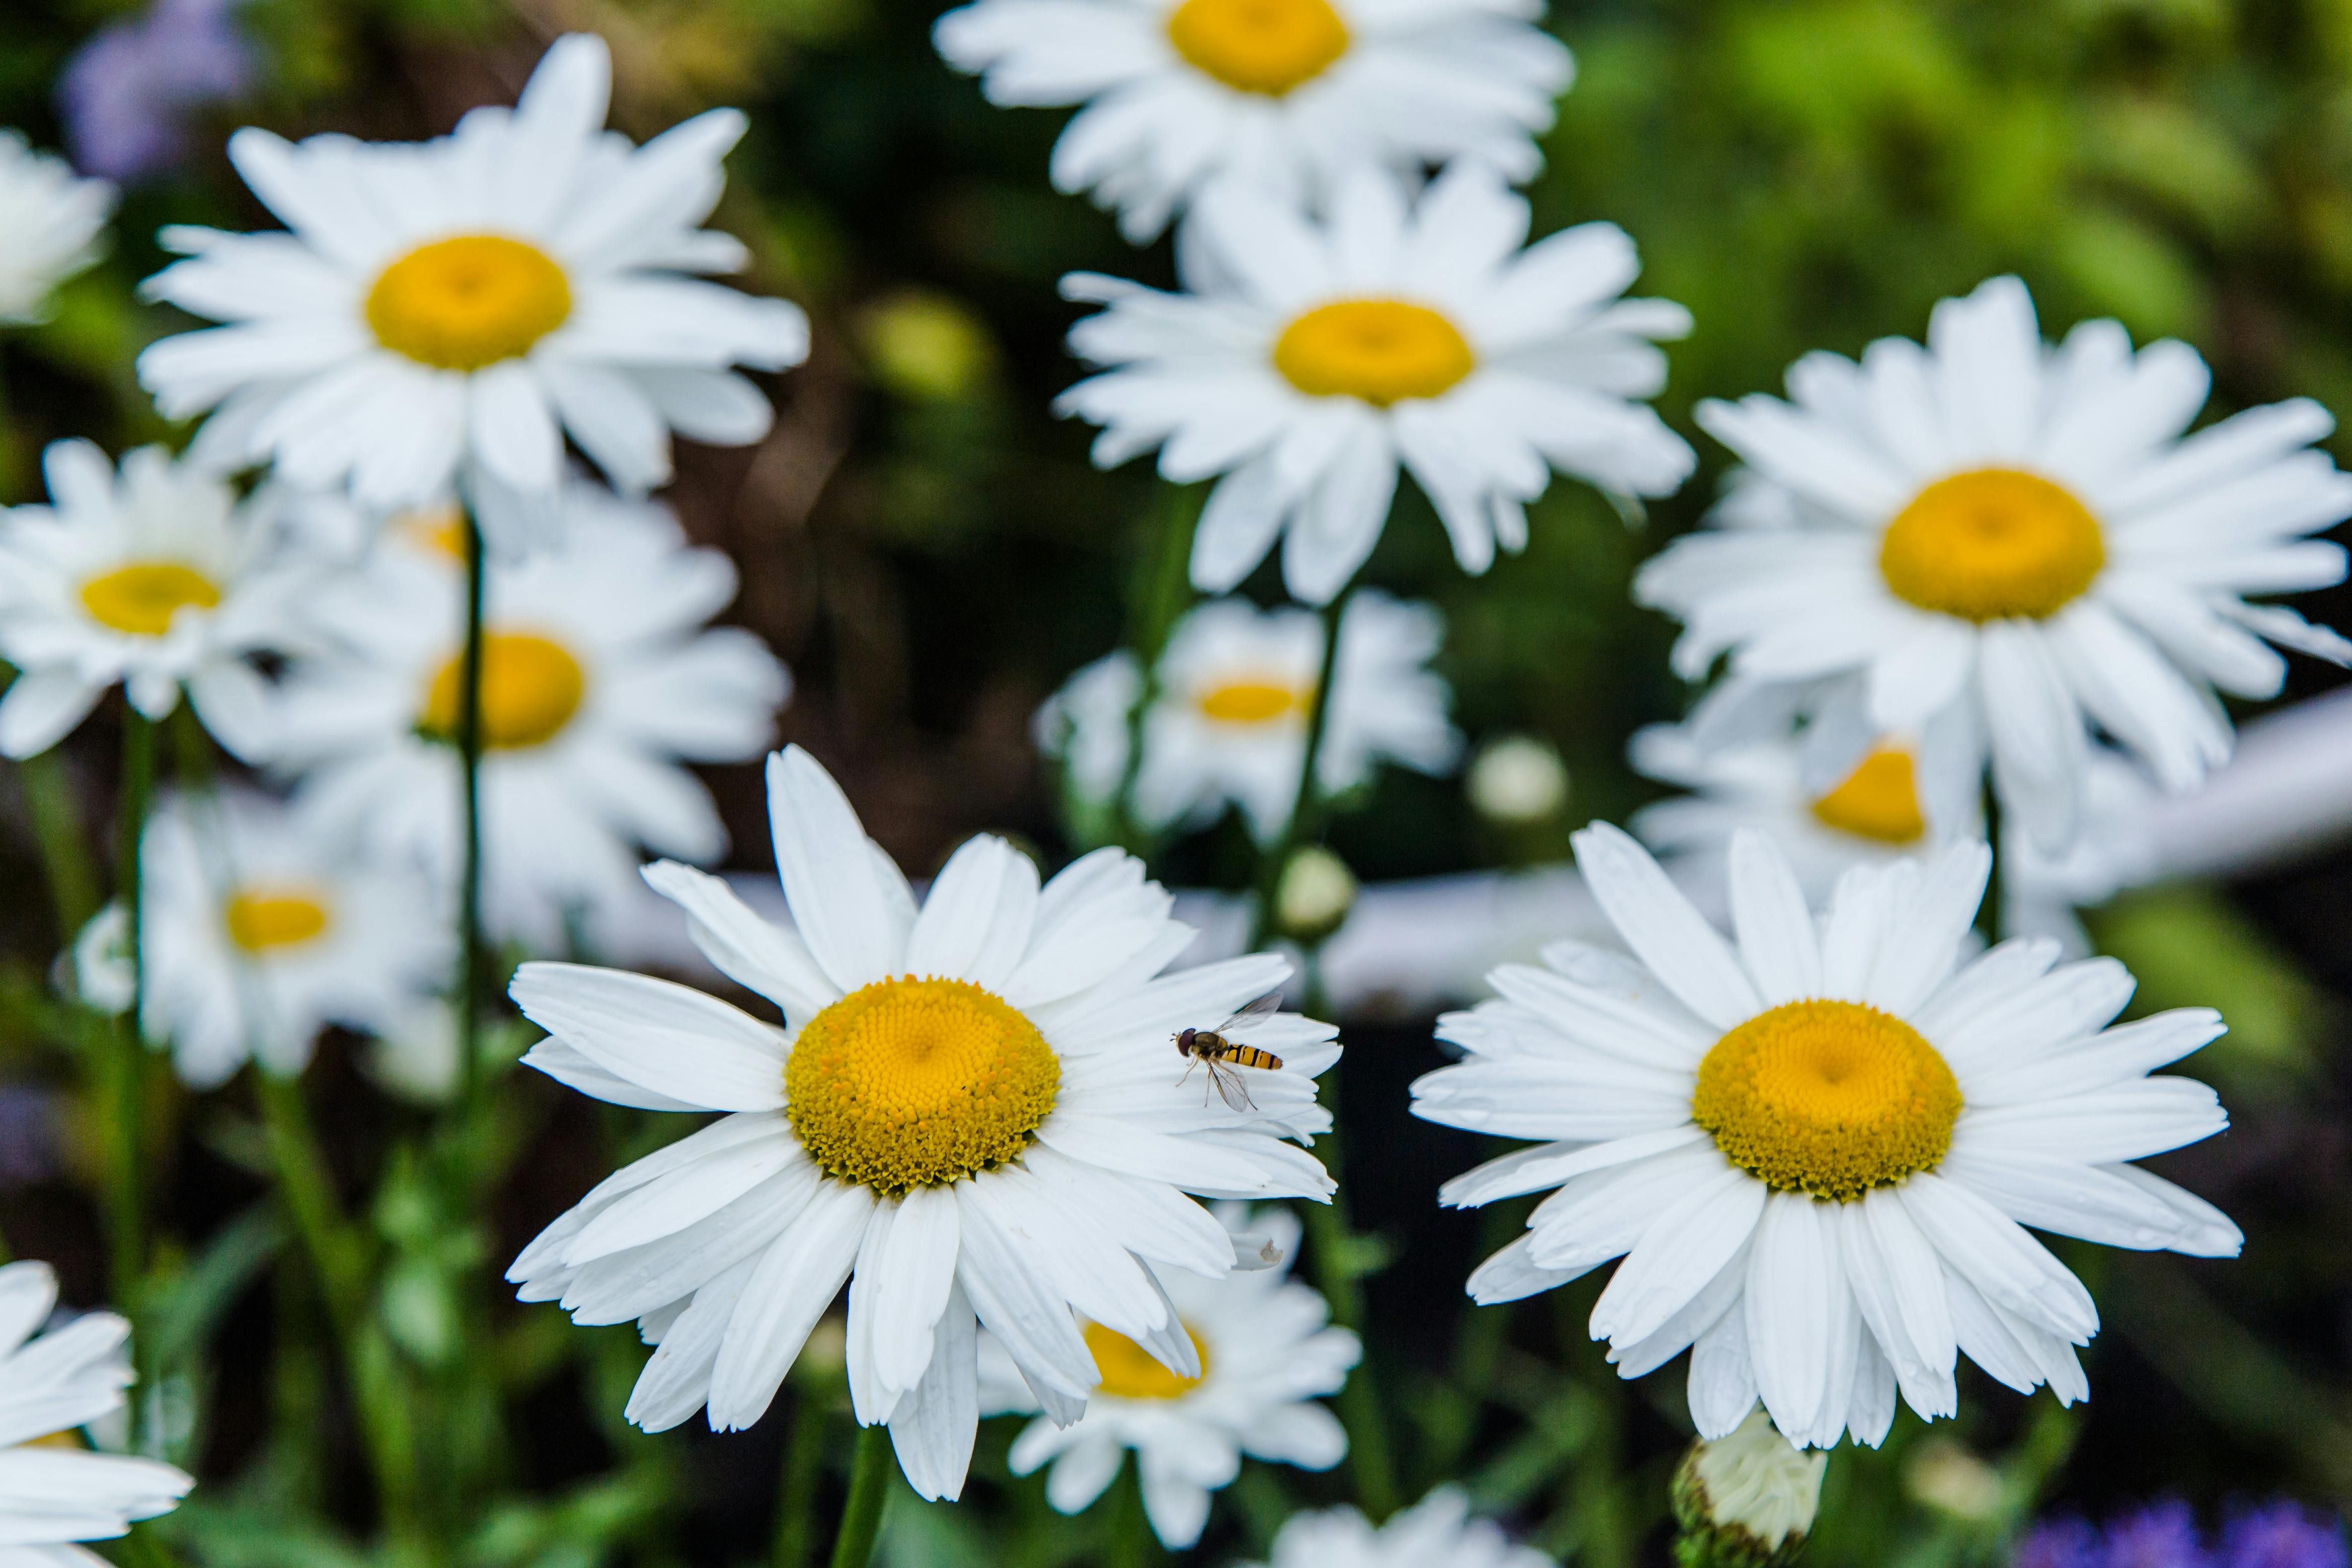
[[399, 503, 472, 563], [1693, 999, 1960, 1202], [366, 234, 573, 372], [1808, 746, 1926, 846], [25, 1430, 85, 1450], [1085, 1321, 1212, 1400], [1197, 677, 1310, 725], [224, 888, 333, 952], [79, 562, 221, 637], [1167, 0, 1349, 95], [1878, 468, 2105, 622], [786, 976, 1061, 1196], [1274, 299, 1474, 405], [420, 632, 587, 751]]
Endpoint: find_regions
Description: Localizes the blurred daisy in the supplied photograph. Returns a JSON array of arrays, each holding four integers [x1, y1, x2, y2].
[[137, 33, 807, 522], [1415, 824, 2240, 1449], [1244, 1487, 1549, 1568], [933, 0, 1570, 242], [136, 788, 450, 1087], [981, 1203, 1358, 1548], [0, 1260, 193, 1561], [1636, 276, 2352, 852], [1037, 590, 1460, 843], [506, 746, 1341, 1501], [263, 476, 787, 952], [0, 439, 313, 760], [0, 132, 113, 323], [1058, 164, 1694, 603]]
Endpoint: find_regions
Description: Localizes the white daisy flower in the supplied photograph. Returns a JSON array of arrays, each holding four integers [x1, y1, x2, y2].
[[262, 475, 787, 953], [1037, 590, 1461, 844], [1635, 275, 2352, 852], [0, 132, 114, 324], [133, 788, 451, 1088], [1245, 1486, 1550, 1568], [0, 439, 316, 760], [135, 33, 808, 522], [505, 745, 1341, 1501], [1413, 823, 2241, 1449], [1056, 164, 1695, 604], [979, 1203, 1358, 1548], [0, 1261, 192, 1564], [933, 0, 1571, 242]]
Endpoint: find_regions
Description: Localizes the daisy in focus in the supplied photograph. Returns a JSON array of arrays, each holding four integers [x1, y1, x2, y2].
[[933, 0, 1571, 242], [1058, 164, 1695, 603], [1636, 276, 2352, 852], [0, 439, 314, 760], [262, 476, 787, 953], [1036, 590, 1460, 843], [0, 131, 114, 322], [136, 33, 807, 524], [1414, 823, 2240, 1449], [506, 745, 1341, 1501], [0, 1260, 193, 1562], [129, 789, 450, 1087], [1243, 1487, 1551, 1568], [980, 1203, 1358, 1548]]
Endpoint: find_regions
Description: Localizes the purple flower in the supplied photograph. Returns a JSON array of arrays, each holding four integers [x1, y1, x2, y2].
[[2018, 1520, 2106, 1568], [56, 0, 255, 183], [2221, 1505, 2350, 1568], [2106, 1501, 2214, 1568]]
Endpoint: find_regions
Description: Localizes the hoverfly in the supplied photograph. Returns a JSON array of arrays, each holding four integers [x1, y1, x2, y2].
[[1175, 990, 1284, 1112]]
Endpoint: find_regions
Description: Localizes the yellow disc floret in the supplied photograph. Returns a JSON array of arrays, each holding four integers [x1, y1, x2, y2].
[[786, 976, 1061, 1196], [1878, 468, 2105, 622], [1085, 1321, 1212, 1401], [366, 234, 573, 372], [1808, 745, 1926, 846], [419, 632, 587, 751], [79, 562, 222, 637], [1274, 299, 1475, 406], [224, 888, 333, 952], [1167, 0, 1350, 95], [1197, 678, 1309, 725], [1692, 999, 1961, 1202]]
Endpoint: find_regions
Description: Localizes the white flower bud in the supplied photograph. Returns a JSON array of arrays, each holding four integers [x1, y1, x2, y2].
[[1672, 1408, 1827, 1568], [1468, 735, 1568, 824], [1276, 845, 1357, 942]]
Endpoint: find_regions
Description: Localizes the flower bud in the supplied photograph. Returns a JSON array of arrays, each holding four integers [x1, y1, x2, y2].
[[1468, 734, 1568, 825], [1671, 1408, 1827, 1568], [1276, 845, 1357, 942]]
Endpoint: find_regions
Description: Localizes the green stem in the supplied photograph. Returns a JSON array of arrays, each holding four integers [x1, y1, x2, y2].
[[1109, 488, 1200, 852], [457, 512, 488, 1110], [773, 1392, 829, 1568], [108, 711, 155, 1309], [1246, 591, 1350, 950], [18, 748, 98, 941], [1298, 1098, 1399, 1522], [826, 1424, 895, 1568], [1104, 1456, 1161, 1568]]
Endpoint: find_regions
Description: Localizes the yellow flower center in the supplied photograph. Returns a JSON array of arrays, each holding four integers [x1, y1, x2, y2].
[[1166, 0, 1350, 95], [1084, 1321, 1212, 1401], [1692, 999, 1960, 1202], [419, 632, 587, 752], [224, 888, 333, 952], [1878, 468, 2106, 622], [78, 562, 222, 637], [1808, 746, 1926, 846], [398, 503, 472, 564], [785, 976, 1061, 1197], [1273, 299, 1475, 406], [1196, 677, 1310, 725], [365, 234, 573, 372]]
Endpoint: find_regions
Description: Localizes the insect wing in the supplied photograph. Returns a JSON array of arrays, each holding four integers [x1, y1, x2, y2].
[[1205, 1057, 1257, 1113], [1214, 989, 1283, 1035]]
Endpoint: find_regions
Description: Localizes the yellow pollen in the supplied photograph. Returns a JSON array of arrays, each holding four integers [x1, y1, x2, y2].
[[1692, 999, 1960, 1202], [366, 234, 573, 372], [1197, 678, 1309, 725], [1166, 0, 1350, 95], [79, 562, 222, 637], [785, 976, 1061, 1197], [1084, 1321, 1212, 1401], [1273, 299, 1475, 406], [419, 632, 587, 751], [224, 888, 333, 952], [1878, 468, 2105, 622], [1809, 746, 1926, 846]]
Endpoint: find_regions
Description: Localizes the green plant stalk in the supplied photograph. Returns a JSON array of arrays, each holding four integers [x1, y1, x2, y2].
[[457, 512, 489, 1111], [1298, 1094, 1400, 1522], [1109, 486, 1200, 853], [254, 1071, 426, 1549], [773, 1392, 831, 1568], [19, 747, 99, 940], [1245, 590, 1350, 951], [109, 710, 155, 1310], [1104, 1458, 1160, 1568], [825, 1423, 895, 1568]]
